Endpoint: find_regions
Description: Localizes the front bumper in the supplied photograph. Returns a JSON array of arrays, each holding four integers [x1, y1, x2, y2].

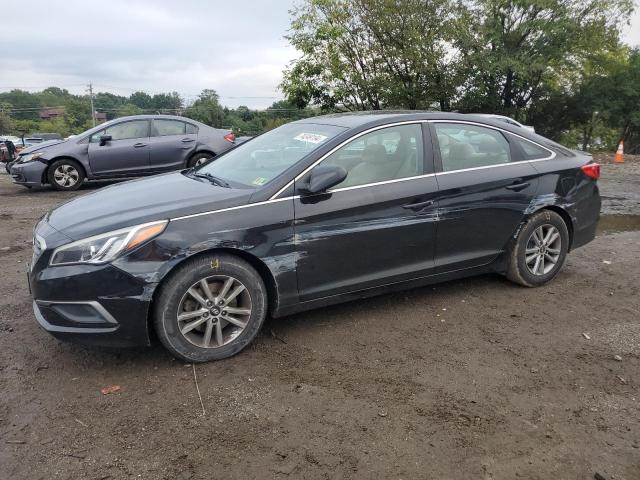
[[10, 160, 46, 186], [29, 224, 154, 347]]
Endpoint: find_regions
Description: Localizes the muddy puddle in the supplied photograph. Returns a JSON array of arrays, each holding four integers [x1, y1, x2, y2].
[[597, 214, 640, 235]]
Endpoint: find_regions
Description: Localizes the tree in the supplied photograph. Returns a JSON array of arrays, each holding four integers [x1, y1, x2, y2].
[[0, 111, 13, 134], [129, 91, 154, 110], [454, 0, 634, 120], [64, 97, 92, 131], [117, 103, 144, 117], [0, 89, 42, 120], [596, 48, 640, 152], [94, 92, 129, 119], [183, 90, 225, 127], [281, 0, 463, 111], [152, 92, 183, 112]]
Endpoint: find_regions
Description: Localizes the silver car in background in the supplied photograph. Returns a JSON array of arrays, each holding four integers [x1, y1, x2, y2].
[[475, 114, 535, 132], [9, 115, 236, 190]]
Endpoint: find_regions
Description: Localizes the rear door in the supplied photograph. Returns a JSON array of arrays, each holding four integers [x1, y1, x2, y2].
[[148, 119, 198, 171], [430, 121, 543, 272], [87, 119, 150, 176], [293, 123, 439, 301]]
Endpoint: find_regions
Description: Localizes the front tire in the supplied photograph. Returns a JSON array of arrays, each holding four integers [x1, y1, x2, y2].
[[188, 152, 214, 168], [153, 254, 267, 362], [47, 159, 84, 191], [506, 210, 569, 287]]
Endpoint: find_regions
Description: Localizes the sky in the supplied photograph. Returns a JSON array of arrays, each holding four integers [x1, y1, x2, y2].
[[0, 0, 638, 110]]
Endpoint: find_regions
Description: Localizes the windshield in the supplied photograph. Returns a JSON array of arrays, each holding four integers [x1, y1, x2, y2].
[[196, 123, 346, 188]]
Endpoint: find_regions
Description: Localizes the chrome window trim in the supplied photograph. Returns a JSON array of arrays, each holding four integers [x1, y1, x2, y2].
[[329, 173, 436, 194], [429, 119, 556, 168], [170, 118, 556, 221], [270, 119, 554, 200], [270, 120, 425, 200]]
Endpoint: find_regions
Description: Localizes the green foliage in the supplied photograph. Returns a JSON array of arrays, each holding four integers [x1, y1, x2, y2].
[[117, 103, 144, 117], [282, 0, 461, 111], [455, 0, 634, 119], [130, 91, 154, 110], [0, 86, 311, 138], [283, 0, 637, 151], [0, 111, 13, 134], [183, 90, 226, 128]]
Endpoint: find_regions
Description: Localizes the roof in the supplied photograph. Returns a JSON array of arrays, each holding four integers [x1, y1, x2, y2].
[[294, 111, 500, 129]]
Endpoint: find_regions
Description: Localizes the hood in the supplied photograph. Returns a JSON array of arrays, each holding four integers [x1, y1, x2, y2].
[[47, 172, 254, 239], [19, 139, 66, 154]]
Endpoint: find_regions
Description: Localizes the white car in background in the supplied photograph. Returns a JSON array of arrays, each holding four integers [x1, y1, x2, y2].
[[476, 114, 535, 133]]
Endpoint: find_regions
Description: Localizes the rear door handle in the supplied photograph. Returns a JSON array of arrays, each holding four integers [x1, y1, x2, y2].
[[181, 138, 195, 143], [133, 143, 147, 148], [505, 182, 530, 191], [402, 199, 435, 211]]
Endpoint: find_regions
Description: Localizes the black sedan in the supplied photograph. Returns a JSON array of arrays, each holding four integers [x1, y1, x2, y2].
[[29, 112, 601, 362], [9, 115, 235, 190]]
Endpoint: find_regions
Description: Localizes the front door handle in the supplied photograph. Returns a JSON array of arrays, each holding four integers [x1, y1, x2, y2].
[[133, 142, 147, 148], [181, 138, 195, 143], [505, 182, 530, 191], [402, 199, 435, 211]]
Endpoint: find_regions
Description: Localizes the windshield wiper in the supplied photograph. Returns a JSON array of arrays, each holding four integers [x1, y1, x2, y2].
[[193, 172, 230, 188]]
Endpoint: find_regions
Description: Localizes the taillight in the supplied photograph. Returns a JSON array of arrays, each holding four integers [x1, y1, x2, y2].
[[224, 132, 235, 143], [581, 163, 600, 180]]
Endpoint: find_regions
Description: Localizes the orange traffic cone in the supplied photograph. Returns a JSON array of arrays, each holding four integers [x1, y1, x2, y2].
[[614, 141, 624, 163]]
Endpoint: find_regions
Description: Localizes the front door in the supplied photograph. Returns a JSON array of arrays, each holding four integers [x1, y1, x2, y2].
[[88, 119, 150, 176], [430, 121, 541, 272], [293, 123, 439, 301]]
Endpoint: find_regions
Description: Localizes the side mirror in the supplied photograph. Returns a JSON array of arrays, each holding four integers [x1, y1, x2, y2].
[[99, 135, 112, 146], [298, 164, 347, 194]]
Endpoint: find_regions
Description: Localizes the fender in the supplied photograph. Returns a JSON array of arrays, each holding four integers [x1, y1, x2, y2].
[[41, 155, 88, 183]]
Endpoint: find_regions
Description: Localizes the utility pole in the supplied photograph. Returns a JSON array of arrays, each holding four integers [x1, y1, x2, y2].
[[87, 82, 96, 127]]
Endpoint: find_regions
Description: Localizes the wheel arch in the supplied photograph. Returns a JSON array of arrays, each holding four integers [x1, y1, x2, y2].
[[148, 247, 279, 332], [42, 156, 87, 184], [186, 149, 216, 167], [531, 205, 574, 251]]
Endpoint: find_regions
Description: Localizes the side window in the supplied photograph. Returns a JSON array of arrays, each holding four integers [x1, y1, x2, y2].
[[322, 124, 424, 189], [434, 123, 511, 172], [103, 120, 150, 141], [88, 130, 105, 143], [185, 123, 198, 135], [87, 130, 104, 143], [511, 136, 551, 160], [153, 119, 186, 136]]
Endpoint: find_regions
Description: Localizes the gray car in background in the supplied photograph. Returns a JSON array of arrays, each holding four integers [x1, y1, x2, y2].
[[9, 115, 236, 190]]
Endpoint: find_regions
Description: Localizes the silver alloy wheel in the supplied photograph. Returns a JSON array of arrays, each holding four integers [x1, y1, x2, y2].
[[53, 164, 79, 187], [525, 224, 561, 275], [195, 156, 209, 166], [176, 275, 252, 348]]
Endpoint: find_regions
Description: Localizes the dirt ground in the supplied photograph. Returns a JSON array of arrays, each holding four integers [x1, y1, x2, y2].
[[1, 158, 639, 480]]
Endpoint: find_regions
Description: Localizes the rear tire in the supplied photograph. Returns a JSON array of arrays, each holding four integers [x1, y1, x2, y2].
[[188, 152, 214, 168], [154, 254, 267, 362], [47, 159, 84, 191], [506, 210, 569, 287]]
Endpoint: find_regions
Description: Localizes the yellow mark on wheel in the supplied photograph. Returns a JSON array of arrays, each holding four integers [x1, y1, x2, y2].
[[211, 258, 219, 269]]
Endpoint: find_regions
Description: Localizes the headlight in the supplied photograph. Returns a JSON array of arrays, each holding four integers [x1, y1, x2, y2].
[[18, 153, 43, 163], [50, 220, 168, 266]]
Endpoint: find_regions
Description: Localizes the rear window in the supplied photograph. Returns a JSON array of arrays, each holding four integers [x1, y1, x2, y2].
[[153, 120, 187, 136], [511, 136, 551, 160]]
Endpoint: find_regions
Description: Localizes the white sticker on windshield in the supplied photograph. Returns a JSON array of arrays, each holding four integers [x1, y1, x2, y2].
[[294, 132, 328, 144]]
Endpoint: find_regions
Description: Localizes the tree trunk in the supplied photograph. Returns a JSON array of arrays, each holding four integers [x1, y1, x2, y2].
[[503, 69, 514, 109]]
